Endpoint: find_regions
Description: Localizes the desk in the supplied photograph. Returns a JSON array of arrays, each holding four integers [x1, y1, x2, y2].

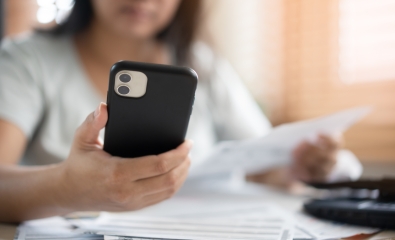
[[0, 224, 15, 240], [1, 162, 395, 240], [0, 182, 305, 240]]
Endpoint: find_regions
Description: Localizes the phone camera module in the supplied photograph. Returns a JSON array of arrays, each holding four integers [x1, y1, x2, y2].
[[114, 71, 147, 98], [117, 85, 130, 95], [119, 73, 131, 83]]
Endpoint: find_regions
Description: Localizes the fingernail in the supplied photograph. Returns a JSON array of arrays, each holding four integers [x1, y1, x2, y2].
[[94, 103, 101, 118]]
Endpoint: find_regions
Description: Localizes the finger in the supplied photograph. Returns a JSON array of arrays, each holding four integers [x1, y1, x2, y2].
[[296, 143, 332, 166], [302, 151, 336, 182], [140, 163, 189, 207], [116, 140, 193, 180], [306, 144, 337, 173], [309, 154, 337, 181], [291, 143, 314, 181], [74, 102, 108, 149], [292, 145, 334, 182], [292, 141, 310, 160], [290, 160, 312, 182], [292, 141, 319, 169], [101, 158, 188, 212], [138, 189, 176, 209], [135, 156, 190, 196], [158, 140, 193, 166], [317, 134, 341, 151]]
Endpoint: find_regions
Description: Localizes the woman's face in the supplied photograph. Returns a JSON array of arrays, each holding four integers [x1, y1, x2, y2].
[[91, 0, 181, 39]]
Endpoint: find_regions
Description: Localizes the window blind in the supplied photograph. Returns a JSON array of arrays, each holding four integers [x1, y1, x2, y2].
[[339, 0, 395, 83]]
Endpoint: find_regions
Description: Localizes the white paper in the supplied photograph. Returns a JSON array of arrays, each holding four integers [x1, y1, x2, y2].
[[295, 212, 379, 239], [190, 106, 371, 177], [77, 200, 294, 240], [16, 194, 384, 240], [14, 216, 102, 240]]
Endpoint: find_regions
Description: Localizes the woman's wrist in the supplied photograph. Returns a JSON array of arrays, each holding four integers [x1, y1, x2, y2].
[[24, 163, 76, 220], [51, 161, 80, 215], [0, 163, 76, 222], [246, 167, 295, 188]]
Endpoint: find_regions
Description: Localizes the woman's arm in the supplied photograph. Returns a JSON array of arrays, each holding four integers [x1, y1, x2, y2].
[[0, 164, 68, 222], [0, 103, 192, 223], [208, 58, 272, 140], [0, 119, 72, 221], [199, 51, 361, 185], [0, 119, 27, 165]]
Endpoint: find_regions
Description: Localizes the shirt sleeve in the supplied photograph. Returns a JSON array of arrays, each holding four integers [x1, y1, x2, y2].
[[327, 150, 363, 182], [207, 58, 272, 141], [0, 39, 44, 138]]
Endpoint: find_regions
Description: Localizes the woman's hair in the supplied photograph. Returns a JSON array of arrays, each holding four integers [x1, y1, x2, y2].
[[43, 0, 202, 65]]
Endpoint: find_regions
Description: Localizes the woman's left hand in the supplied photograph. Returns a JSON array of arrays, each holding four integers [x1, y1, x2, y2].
[[290, 134, 342, 183], [246, 134, 342, 188]]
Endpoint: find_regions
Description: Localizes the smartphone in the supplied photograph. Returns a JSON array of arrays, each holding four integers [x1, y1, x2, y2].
[[103, 61, 198, 158]]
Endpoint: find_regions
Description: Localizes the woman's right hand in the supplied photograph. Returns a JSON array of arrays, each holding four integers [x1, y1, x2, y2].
[[57, 103, 192, 212]]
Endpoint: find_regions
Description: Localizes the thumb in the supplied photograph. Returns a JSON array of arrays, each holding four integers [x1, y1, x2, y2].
[[74, 102, 108, 149]]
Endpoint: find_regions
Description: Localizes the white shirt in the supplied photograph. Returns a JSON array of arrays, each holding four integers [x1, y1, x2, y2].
[[0, 34, 361, 181]]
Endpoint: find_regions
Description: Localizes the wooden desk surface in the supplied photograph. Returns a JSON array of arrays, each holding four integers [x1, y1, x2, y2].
[[0, 223, 16, 240]]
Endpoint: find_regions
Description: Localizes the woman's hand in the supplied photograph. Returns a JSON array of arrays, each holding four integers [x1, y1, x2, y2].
[[290, 134, 341, 182], [58, 103, 192, 212], [0, 103, 192, 222], [246, 135, 342, 189]]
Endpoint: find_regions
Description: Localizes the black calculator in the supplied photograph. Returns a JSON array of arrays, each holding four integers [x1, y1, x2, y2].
[[304, 198, 395, 229]]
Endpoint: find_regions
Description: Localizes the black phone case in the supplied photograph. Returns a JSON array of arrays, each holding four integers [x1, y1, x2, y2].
[[103, 61, 198, 158]]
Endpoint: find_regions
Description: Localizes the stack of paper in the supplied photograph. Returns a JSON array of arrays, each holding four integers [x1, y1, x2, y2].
[[16, 197, 380, 240], [14, 216, 102, 240], [74, 200, 294, 240], [295, 213, 379, 239]]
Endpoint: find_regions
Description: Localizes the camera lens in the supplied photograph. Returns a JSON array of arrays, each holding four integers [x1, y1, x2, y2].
[[118, 85, 130, 95], [119, 74, 131, 83]]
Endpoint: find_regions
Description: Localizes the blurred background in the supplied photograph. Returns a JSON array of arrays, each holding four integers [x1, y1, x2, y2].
[[1, 0, 394, 172]]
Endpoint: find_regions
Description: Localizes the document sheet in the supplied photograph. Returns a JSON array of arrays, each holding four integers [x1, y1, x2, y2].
[[76, 199, 294, 240], [14, 216, 102, 240], [190, 106, 371, 177], [15, 196, 381, 240], [294, 212, 379, 239]]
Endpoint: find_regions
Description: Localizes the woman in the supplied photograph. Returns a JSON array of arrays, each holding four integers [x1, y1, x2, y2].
[[0, 0, 361, 222]]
